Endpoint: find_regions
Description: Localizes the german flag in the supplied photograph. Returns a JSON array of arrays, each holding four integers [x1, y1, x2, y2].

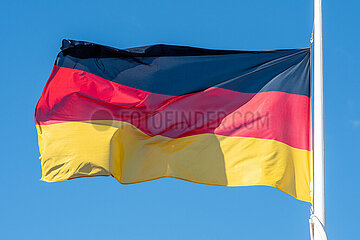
[[35, 40, 312, 202]]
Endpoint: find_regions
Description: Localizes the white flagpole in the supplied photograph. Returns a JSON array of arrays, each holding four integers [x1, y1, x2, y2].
[[312, 0, 326, 239]]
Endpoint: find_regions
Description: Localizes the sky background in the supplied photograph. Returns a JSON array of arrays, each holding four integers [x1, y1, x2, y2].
[[1, 0, 359, 239]]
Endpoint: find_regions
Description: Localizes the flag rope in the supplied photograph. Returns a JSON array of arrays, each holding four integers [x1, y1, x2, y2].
[[309, 214, 328, 240]]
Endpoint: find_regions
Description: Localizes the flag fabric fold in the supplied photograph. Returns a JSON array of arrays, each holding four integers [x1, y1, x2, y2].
[[35, 39, 312, 202]]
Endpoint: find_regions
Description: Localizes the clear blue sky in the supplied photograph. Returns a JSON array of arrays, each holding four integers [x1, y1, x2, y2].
[[1, 1, 359, 239]]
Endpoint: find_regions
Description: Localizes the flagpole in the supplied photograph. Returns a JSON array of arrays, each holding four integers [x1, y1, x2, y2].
[[312, 0, 326, 239]]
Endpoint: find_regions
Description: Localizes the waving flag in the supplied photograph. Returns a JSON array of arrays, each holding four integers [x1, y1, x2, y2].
[[35, 40, 312, 202]]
